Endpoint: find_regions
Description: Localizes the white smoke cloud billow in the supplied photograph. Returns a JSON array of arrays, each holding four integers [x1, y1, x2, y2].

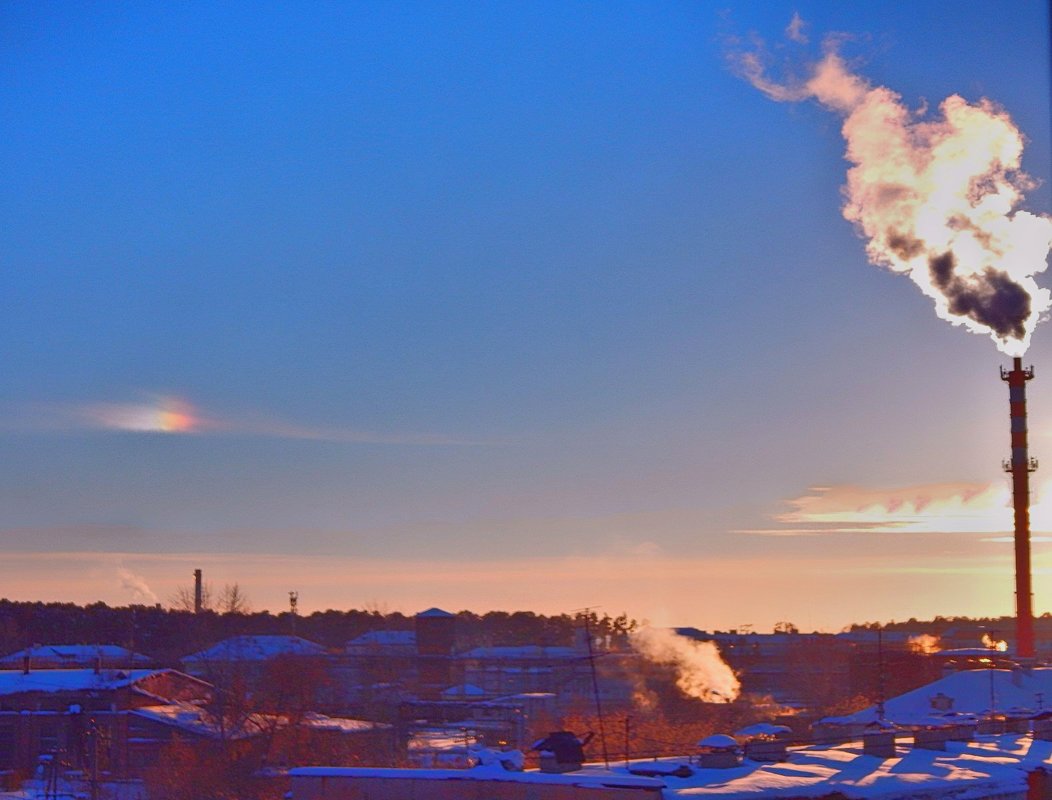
[[630, 626, 740, 703], [733, 29, 1052, 355]]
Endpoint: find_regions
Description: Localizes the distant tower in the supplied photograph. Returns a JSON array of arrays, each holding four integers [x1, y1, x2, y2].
[[289, 591, 299, 634], [415, 608, 456, 698], [1002, 357, 1037, 659], [194, 569, 203, 615]]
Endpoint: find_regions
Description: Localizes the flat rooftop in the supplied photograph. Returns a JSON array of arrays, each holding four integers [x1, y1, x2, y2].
[[294, 734, 1052, 799]]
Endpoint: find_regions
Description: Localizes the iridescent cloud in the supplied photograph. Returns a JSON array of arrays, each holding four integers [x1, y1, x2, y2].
[[80, 396, 205, 434], [3, 395, 481, 445]]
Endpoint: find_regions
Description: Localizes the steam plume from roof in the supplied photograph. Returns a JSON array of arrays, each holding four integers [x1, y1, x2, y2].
[[630, 626, 740, 703], [734, 35, 1052, 355]]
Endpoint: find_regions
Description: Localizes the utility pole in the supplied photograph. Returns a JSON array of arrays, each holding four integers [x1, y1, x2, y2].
[[581, 611, 610, 769], [88, 717, 100, 800], [876, 626, 886, 721], [624, 715, 630, 767]]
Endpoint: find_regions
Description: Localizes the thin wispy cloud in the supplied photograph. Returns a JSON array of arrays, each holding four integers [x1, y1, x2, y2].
[[1, 395, 487, 446], [785, 12, 808, 44], [740, 481, 1026, 536]]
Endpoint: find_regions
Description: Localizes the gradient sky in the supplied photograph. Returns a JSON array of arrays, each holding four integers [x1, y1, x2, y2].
[[2, 1, 1050, 632]]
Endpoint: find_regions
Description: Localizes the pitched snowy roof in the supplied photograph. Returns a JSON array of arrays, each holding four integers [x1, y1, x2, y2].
[[698, 734, 738, 749], [416, 607, 455, 618], [0, 645, 153, 667], [0, 668, 166, 695], [826, 667, 1052, 727], [182, 635, 327, 663], [346, 630, 415, 648], [734, 723, 792, 738], [132, 702, 269, 740]]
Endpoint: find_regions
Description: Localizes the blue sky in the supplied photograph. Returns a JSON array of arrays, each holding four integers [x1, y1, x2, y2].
[[1, 1, 1050, 630]]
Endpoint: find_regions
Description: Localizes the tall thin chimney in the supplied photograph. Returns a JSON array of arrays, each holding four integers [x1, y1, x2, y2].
[[194, 569, 203, 615], [1002, 357, 1036, 659]]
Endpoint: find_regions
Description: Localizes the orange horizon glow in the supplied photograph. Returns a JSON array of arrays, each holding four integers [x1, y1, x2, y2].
[[0, 544, 1039, 633]]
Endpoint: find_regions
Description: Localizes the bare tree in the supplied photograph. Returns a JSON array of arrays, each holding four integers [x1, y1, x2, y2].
[[169, 581, 213, 612], [217, 583, 252, 615]]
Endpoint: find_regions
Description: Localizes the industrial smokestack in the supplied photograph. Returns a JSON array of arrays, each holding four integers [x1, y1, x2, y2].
[[1002, 358, 1036, 659], [194, 569, 203, 615]]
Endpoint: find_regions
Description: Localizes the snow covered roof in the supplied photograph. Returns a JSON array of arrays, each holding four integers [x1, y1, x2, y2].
[[292, 735, 1052, 798], [299, 712, 390, 733], [938, 647, 1008, 656], [734, 723, 792, 739], [408, 729, 474, 752], [835, 629, 913, 644], [132, 702, 269, 740], [182, 635, 327, 663], [441, 683, 487, 698], [290, 764, 664, 791], [0, 668, 166, 695], [0, 645, 153, 667], [826, 667, 1052, 727], [492, 692, 557, 700], [416, 607, 455, 618], [698, 734, 738, 749], [668, 735, 1052, 798], [346, 630, 415, 649], [459, 645, 581, 660]]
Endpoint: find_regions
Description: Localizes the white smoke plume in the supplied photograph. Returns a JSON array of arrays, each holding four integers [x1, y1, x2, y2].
[[118, 568, 158, 604], [734, 32, 1052, 355], [630, 627, 740, 703]]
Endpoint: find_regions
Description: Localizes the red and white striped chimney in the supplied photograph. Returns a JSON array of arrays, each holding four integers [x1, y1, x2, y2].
[[1002, 357, 1036, 659]]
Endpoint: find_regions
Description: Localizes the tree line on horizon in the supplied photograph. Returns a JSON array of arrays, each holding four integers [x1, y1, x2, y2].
[[0, 598, 638, 665]]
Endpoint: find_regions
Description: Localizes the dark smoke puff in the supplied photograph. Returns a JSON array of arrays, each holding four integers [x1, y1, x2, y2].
[[929, 252, 956, 288], [950, 270, 1030, 339], [928, 252, 1030, 340], [886, 231, 925, 260]]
